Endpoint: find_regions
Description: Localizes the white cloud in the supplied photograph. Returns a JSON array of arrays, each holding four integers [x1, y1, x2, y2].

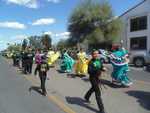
[[32, 18, 56, 26], [47, 0, 61, 3], [0, 35, 28, 51], [6, 0, 38, 8], [5, 0, 62, 9], [44, 31, 53, 35], [55, 32, 70, 39], [44, 31, 70, 39], [43, 31, 70, 44], [0, 21, 26, 29], [9, 35, 29, 45], [0, 40, 5, 44], [12, 35, 27, 41]]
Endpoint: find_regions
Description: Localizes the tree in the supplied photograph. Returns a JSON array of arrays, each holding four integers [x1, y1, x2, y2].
[[57, 39, 68, 49], [41, 34, 52, 50], [7, 44, 21, 52], [68, 0, 122, 49], [28, 36, 43, 49], [22, 39, 28, 50]]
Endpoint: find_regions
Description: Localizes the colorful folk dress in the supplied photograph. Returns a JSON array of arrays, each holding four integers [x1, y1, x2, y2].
[[75, 52, 89, 76], [60, 52, 75, 73], [47, 51, 60, 66], [110, 49, 132, 86]]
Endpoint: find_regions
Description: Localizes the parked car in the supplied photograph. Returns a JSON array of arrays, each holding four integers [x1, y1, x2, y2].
[[129, 50, 150, 67]]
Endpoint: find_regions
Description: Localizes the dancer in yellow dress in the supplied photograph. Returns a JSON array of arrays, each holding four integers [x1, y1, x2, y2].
[[47, 49, 60, 66], [75, 49, 89, 76]]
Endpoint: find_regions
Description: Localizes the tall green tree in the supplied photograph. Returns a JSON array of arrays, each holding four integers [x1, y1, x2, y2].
[[68, 0, 122, 48], [57, 39, 70, 49], [41, 34, 52, 50], [28, 36, 43, 49], [22, 39, 28, 50], [7, 44, 21, 52]]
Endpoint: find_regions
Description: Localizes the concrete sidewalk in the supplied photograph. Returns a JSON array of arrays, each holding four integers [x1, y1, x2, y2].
[[6, 59, 150, 113]]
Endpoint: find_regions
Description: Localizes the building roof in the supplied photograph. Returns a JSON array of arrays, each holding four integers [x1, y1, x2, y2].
[[119, 0, 146, 17]]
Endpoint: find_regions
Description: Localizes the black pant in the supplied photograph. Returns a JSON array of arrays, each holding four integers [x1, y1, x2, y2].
[[15, 59, 20, 67], [24, 62, 32, 74], [28, 62, 33, 74], [85, 76, 104, 112], [34, 64, 40, 75], [39, 72, 47, 94], [13, 58, 16, 66], [24, 62, 28, 74]]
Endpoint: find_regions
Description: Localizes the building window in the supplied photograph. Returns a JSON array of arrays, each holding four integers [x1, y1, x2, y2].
[[130, 16, 147, 32], [130, 36, 147, 50]]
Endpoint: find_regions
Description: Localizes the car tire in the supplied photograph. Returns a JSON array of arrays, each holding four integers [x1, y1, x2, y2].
[[134, 58, 145, 67]]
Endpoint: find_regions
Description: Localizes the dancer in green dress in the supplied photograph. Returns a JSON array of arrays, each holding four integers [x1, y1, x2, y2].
[[110, 46, 132, 87], [60, 50, 75, 73]]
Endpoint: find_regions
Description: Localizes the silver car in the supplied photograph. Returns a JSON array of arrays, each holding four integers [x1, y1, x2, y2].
[[129, 50, 150, 67]]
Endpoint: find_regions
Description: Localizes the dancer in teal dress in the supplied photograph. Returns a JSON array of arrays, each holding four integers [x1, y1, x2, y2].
[[110, 47, 132, 87], [60, 50, 75, 73]]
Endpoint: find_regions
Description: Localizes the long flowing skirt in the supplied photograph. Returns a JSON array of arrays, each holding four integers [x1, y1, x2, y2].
[[111, 64, 132, 86], [75, 60, 89, 76], [60, 58, 75, 73], [48, 52, 60, 66]]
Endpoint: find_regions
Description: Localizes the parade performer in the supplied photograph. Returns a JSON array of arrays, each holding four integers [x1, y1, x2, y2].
[[110, 46, 132, 87], [47, 49, 54, 66], [60, 50, 75, 73], [12, 51, 20, 67], [26, 48, 34, 74], [15, 52, 21, 68], [12, 51, 17, 66], [22, 49, 28, 74], [47, 50, 60, 66], [34, 49, 42, 75], [35, 56, 49, 96], [84, 50, 106, 113], [75, 49, 89, 76]]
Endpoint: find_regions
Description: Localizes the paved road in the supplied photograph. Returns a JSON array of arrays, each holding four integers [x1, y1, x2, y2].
[[0, 56, 64, 113], [0, 56, 150, 113], [45, 65, 150, 113], [129, 67, 150, 83]]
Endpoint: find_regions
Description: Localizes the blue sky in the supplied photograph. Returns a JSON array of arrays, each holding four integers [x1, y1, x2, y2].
[[0, 0, 142, 51]]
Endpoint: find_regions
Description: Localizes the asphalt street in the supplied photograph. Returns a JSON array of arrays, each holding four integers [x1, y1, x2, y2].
[[0, 56, 150, 113], [129, 67, 150, 83], [0, 56, 64, 113]]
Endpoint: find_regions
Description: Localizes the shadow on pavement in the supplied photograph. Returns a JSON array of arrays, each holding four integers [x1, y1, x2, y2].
[[100, 79, 125, 88], [49, 65, 55, 68], [81, 77, 89, 82], [67, 74, 77, 78], [82, 78, 125, 88], [126, 91, 150, 110], [65, 96, 99, 113], [29, 86, 43, 96], [68, 74, 87, 78], [57, 70, 66, 73]]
